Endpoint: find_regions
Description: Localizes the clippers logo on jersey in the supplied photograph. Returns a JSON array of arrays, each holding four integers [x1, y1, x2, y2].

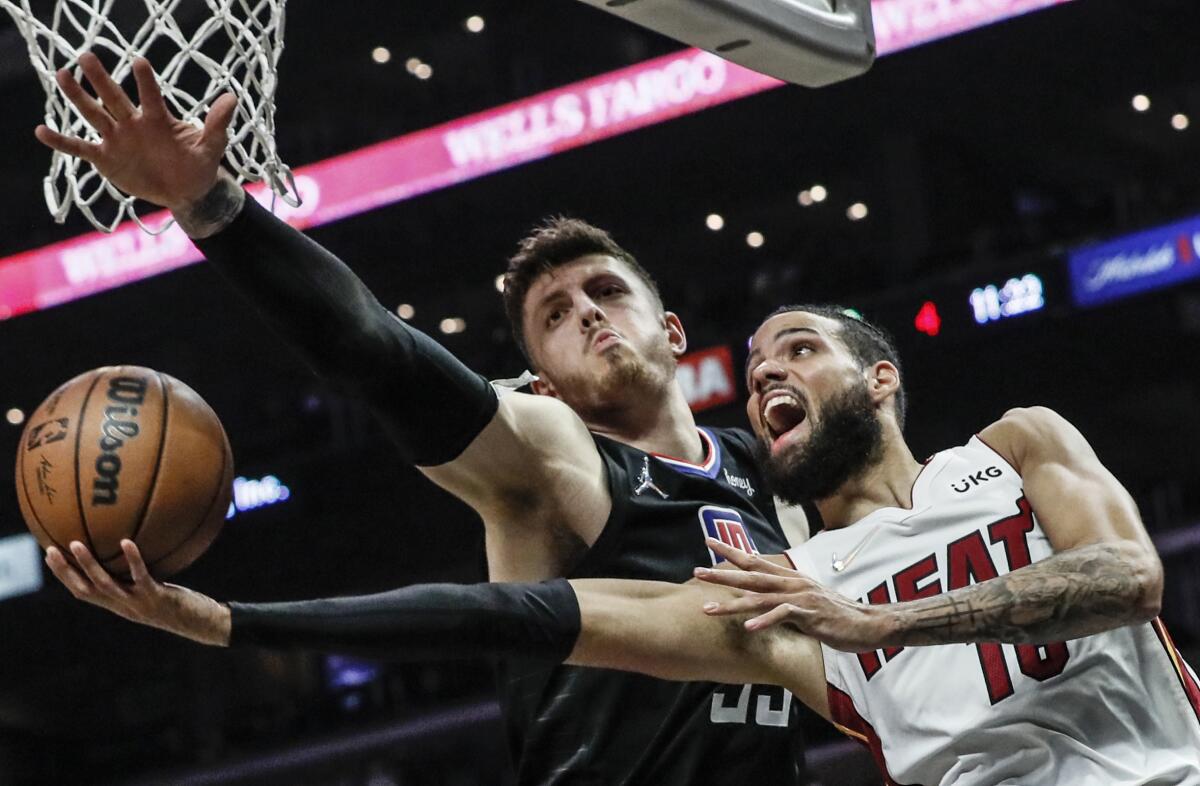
[[699, 505, 759, 564]]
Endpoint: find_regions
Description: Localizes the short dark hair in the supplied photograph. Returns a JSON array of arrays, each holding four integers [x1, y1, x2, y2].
[[502, 217, 663, 365], [765, 305, 908, 429]]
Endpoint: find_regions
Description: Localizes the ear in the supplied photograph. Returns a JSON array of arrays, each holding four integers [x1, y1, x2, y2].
[[530, 375, 560, 399], [866, 361, 900, 406], [663, 311, 688, 357]]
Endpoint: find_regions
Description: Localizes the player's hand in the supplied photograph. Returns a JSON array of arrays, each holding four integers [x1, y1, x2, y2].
[[33, 52, 235, 211], [44, 539, 231, 647], [694, 538, 892, 653]]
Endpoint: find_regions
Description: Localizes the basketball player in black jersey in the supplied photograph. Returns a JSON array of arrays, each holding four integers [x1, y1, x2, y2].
[[36, 54, 809, 784]]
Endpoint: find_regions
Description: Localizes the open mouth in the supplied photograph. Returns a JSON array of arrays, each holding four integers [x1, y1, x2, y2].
[[762, 392, 808, 447]]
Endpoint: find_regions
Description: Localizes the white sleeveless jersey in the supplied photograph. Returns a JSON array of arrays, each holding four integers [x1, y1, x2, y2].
[[785, 436, 1200, 786]]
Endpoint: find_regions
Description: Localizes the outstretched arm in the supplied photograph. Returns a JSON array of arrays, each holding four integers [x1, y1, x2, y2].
[[37, 54, 492, 467], [35, 55, 608, 527], [698, 407, 1163, 651], [569, 579, 828, 716], [45, 541, 828, 718]]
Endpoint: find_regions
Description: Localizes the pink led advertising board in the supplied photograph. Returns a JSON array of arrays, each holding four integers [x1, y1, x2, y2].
[[0, 0, 1074, 319]]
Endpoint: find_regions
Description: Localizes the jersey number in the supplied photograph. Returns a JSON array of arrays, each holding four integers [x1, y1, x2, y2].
[[975, 641, 1070, 704], [710, 684, 793, 727]]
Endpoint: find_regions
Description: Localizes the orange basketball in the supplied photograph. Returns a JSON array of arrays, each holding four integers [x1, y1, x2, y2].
[[15, 366, 233, 578]]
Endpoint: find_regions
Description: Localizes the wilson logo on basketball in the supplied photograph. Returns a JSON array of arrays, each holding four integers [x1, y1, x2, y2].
[[91, 376, 147, 506]]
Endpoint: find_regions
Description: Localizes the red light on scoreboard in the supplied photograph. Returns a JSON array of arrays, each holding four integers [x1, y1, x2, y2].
[[914, 301, 942, 336]]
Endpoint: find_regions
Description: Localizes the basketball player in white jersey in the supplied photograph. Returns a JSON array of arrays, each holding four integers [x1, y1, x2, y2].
[[676, 305, 1200, 784], [45, 307, 1200, 784], [573, 304, 1197, 784]]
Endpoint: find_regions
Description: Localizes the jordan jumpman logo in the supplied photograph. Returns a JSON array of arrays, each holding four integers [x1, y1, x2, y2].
[[634, 456, 668, 498]]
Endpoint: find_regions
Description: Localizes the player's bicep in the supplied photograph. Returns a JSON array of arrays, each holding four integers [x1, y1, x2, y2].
[[982, 407, 1152, 552], [421, 391, 608, 519], [568, 579, 829, 719]]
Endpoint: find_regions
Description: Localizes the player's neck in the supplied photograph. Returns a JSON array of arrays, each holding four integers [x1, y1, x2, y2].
[[816, 433, 923, 530], [587, 382, 704, 463]]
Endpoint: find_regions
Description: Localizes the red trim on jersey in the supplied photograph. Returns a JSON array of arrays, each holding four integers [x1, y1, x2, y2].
[[1151, 618, 1200, 727], [650, 427, 720, 477], [826, 684, 917, 786]]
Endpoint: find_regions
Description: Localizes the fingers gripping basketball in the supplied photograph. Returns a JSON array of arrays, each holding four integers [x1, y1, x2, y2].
[[15, 366, 233, 578]]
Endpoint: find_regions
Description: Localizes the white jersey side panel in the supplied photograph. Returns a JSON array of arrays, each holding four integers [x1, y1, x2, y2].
[[786, 437, 1200, 786]]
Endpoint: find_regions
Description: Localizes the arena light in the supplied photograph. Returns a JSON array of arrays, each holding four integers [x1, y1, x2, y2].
[[414, 63, 433, 80], [405, 57, 422, 74], [325, 655, 382, 690], [810, 184, 828, 203], [5, 407, 24, 425], [465, 15, 485, 33], [0, 534, 41, 601], [371, 47, 391, 65], [396, 303, 415, 319], [847, 202, 869, 221], [1172, 113, 1190, 131], [494, 274, 506, 292], [1132, 94, 1151, 112], [746, 231, 764, 248], [706, 213, 725, 231], [798, 190, 814, 207], [914, 301, 941, 336], [440, 317, 467, 334], [225, 474, 292, 520], [0, 0, 1078, 320]]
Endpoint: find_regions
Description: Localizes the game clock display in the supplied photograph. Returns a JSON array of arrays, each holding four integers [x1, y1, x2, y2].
[[885, 268, 1055, 345], [969, 274, 1046, 325]]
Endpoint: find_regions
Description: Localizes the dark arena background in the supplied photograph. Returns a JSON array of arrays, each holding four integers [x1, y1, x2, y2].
[[1, 1, 1199, 784]]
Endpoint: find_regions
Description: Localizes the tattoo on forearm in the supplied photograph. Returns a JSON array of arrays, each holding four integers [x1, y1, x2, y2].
[[172, 174, 245, 239], [892, 543, 1154, 646]]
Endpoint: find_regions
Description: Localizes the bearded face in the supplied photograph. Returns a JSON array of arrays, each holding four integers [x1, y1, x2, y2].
[[754, 378, 884, 505], [744, 310, 898, 505]]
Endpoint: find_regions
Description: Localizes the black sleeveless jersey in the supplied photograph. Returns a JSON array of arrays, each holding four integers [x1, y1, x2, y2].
[[497, 426, 808, 786]]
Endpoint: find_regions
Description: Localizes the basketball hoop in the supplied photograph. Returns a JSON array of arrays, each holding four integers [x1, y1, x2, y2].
[[1, 0, 297, 234], [571, 0, 876, 88]]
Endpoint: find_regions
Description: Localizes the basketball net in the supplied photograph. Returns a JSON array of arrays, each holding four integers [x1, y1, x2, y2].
[[1, 0, 297, 234]]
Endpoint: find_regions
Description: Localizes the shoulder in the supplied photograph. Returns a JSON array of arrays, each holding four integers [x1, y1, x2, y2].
[[495, 390, 595, 449], [978, 407, 1090, 473]]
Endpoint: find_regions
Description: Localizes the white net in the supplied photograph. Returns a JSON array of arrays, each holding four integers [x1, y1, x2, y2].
[[1, 0, 296, 233]]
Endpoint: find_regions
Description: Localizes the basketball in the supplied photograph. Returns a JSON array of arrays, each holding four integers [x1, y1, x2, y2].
[[15, 366, 233, 578]]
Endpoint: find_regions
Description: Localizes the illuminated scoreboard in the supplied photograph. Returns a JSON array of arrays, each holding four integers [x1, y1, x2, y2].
[[969, 274, 1046, 325], [864, 263, 1057, 345]]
